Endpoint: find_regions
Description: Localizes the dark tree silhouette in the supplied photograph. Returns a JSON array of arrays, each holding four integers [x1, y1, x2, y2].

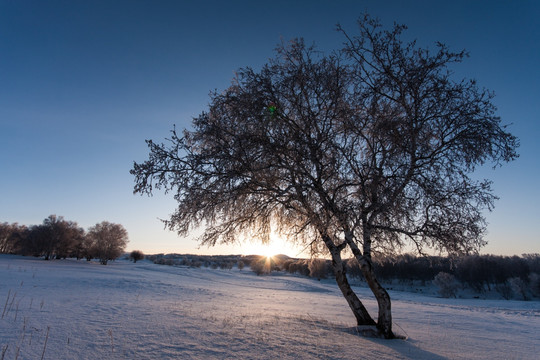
[[131, 15, 518, 338], [0, 222, 27, 254], [81, 233, 96, 261], [18, 215, 83, 260], [52, 218, 85, 259], [129, 250, 144, 263], [87, 221, 129, 265]]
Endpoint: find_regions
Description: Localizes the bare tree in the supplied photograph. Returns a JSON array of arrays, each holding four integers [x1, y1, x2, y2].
[[87, 221, 129, 265], [53, 218, 85, 259], [0, 222, 14, 254], [81, 233, 96, 261], [0, 222, 26, 254], [0, 222, 13, 253], [131, 15, 517, 338], [129, 250, 144, 263], [18, 215, 83, 260]]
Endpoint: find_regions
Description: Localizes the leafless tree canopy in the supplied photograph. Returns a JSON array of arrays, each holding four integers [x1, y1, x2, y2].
[[0, 222, 26, 254], [130, 250, 144, 263], [87, 221, 129, 265], [131, 15, 518, 338], [4, 215, 85, 260]]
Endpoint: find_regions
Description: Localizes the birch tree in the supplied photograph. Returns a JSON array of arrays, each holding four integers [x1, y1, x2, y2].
[[131, 15, 518, 338]]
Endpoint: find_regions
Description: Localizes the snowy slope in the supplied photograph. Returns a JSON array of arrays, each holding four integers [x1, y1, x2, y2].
[[1, 255, 538, 359]]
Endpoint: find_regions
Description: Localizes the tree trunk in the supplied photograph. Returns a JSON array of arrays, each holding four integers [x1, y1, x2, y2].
[[319, 230, 376, 328], [357, 256, 394, 339], [329, 247, 376, 326], [345, 227, 395, 339]]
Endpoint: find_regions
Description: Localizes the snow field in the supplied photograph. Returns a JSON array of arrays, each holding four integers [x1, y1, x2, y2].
[[1, 255, 538, 359]]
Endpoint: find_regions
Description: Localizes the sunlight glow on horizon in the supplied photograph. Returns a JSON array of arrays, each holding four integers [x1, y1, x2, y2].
[[240, 232, 306, 258]]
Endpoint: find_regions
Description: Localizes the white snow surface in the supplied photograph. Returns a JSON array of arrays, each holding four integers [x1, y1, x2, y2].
[[1, 255, 538, 359]]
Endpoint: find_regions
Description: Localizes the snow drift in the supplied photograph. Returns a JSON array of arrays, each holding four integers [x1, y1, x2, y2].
[[1, 255, 538, 359]]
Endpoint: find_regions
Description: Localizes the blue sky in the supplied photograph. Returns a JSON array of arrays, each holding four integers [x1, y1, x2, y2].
[[1, 0, 538, 256]]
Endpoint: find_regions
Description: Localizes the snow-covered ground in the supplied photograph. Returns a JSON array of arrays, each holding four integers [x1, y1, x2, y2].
[[1, 255, 538, 359]]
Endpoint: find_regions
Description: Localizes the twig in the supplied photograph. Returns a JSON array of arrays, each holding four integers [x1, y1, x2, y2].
[[7, 292, 17, 313], [1, 345, 8, 360], [1, 290, 11, 319], [393, 321, 409, 340], [40, 326, 50, 360], [108, 329, 114, 353], [14, 297, 21, 321], [15, 322, 27, 360]]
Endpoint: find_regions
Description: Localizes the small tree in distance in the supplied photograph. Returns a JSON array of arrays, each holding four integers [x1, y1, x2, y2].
[[249, 257, 271, 276], [237, 260, 245, 270], [433, 272, 459, 298], [131, 14, 518, 338], [130, 250, 144, 263], [87, 221, 129, 265]]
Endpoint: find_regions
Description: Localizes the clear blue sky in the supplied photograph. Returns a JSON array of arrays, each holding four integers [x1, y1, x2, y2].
[[1, 0, 538, 256]]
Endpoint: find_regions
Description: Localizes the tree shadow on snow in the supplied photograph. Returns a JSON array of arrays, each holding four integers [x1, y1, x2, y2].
[[298, 315, 449, 359], [338, 325, 450, 360]]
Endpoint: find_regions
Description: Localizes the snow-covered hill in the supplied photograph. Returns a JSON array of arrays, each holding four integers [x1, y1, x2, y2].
[[1, 255, 538, 359]]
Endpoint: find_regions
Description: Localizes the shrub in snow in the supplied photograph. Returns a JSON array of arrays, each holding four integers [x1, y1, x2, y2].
[[433, 272, 459, 298], [308, 258, 329, 280], [250, 257, 270, 275], [238, 260, 245, 270], [282, 259, 309, 276], [219, 261, 233, 270], [509, 277, 530, 300], [495, 281, 514, 300], [529, 273, 540, 298], [130, 250, 144, 263], [280, 259, 291, 273]]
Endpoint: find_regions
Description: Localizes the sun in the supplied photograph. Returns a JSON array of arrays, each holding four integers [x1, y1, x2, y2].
[[259, 243, 281, 259], [245, 232, 301, 258]]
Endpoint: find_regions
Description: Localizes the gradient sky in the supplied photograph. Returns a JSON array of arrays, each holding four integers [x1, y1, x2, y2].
[[1, 0, 539, 257]]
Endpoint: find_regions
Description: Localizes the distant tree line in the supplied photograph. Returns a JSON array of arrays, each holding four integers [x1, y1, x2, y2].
[[367, 254, 539, 291], [345, 254, 540, 300], [146, 252, 540, 300], [346, 254, 539, 300], [147, 253, 245, 269], [0, 215, 129, 265]]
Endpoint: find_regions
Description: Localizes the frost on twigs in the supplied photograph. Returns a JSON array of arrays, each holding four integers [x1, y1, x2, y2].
[[131, 12, 519, 340]]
